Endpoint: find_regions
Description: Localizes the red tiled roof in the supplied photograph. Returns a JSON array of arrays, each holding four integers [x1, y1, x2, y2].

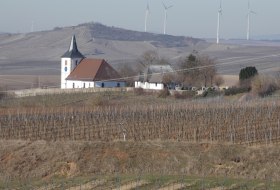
[[66, 58, 121, 81]]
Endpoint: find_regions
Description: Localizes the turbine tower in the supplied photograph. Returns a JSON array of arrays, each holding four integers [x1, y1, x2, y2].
[[31, 21, 34, 33], [162, 2, 173, 35], [247, 0, 256, 40], [144, 3, 150, 32], [216, 0, 222, 44]]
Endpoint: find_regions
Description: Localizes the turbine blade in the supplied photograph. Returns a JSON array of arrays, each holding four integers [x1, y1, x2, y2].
[[162, 2, 167, 9], [218, 0, 222, 14], [251, 10, 257, 14], [167, 5, 173, 9]]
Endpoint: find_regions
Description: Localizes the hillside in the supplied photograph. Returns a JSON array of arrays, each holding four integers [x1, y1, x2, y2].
[[1, 140, 280, 189], [0, 22, 279, 90], [0, 23, 204, 75], [82, 23, 200, 47]]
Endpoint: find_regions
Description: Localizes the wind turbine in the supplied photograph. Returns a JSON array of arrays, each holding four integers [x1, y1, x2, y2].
[[246, 0, 256, 40], [162, 2, 173, 35], [31, 21, 34, 33], [216, 0, 222, 44], [144, 3, 150, 32]]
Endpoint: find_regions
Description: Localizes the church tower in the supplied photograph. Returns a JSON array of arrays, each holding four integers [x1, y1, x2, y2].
[[61, 35, 85, 89]]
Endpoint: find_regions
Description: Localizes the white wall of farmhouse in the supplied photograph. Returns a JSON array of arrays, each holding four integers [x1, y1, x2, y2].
[[135, 81, 164, 90]]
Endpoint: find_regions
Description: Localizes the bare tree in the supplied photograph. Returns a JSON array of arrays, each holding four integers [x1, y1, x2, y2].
[[118, 64, 138, 87], [162, 73, 177, 89], [276, 68, 280, 87], [214, 75, 225, 87], [197, 55, 217, 87], [177, 53, 217, 88], [138, 50, 160, 66], [177, 54, 200, 87], [251, 74, 279, 97]]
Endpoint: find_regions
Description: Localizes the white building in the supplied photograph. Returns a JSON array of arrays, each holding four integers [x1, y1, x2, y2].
[[135, 65, 174, 90], [61, 35, 125, 89]]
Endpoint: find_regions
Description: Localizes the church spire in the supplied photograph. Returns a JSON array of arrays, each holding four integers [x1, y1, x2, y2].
[[61, 35, 85, 58], [69, 35, 78, 52]]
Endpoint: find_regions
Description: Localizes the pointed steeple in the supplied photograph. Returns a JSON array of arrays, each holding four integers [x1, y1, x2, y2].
[[61, 35, 85, 58]]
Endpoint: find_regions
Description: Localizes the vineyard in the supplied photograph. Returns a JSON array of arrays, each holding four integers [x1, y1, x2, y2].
[[0, 92, 280, 188], [0, 93, 279, 145]]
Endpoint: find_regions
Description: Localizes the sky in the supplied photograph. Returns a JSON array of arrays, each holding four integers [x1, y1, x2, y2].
[[0, 0, 280, 39]]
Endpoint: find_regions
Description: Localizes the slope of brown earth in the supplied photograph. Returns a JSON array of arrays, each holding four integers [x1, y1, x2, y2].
[[0, 140, 279, 181]]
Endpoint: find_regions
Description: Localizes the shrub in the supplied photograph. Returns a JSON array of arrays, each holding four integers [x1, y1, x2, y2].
[[202, 88, 222, 97], [89, 94, 109, 107], [251, 75, 279, 97], [173, 91, 195, 99], [239, 66, 258, 81], [158, 88, 170, 98], [0, 88, 7, 100], [224, 86, 250, 96], [134, 88, 145, 96]]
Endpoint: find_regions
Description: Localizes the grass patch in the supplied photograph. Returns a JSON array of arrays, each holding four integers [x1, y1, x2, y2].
[[0, 90, 192, 109], [1, 174, 280, 189]]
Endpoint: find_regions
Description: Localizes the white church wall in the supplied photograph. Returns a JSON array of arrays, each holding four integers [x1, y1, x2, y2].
[[61, 58, 72, 89], [61, 57, 83, 89], [65, 80, 125, 89], [65, 80, 95, 89], [95, 81, 126, 88]]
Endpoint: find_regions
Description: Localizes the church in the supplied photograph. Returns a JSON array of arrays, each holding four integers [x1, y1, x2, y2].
[[60, 35, 125, 89]]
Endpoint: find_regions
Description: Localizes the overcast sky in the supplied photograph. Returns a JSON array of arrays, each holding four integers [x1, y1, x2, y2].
[[1, 0, 279, 39]]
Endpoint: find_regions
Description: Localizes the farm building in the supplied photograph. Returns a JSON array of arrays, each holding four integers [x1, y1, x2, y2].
[[61, 35, 125, 89], [135, 65, 175, 90]]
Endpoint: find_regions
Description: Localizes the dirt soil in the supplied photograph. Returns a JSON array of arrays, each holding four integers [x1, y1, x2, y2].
[[0, 140, 279, 181]]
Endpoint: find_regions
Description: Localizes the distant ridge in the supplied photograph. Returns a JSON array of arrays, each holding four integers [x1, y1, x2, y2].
[[254, 34, 280, 41], [76, 22, 202, 48]]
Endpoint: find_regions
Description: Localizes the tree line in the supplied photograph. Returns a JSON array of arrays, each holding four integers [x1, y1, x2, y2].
[[118, 50, 223, 89]]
